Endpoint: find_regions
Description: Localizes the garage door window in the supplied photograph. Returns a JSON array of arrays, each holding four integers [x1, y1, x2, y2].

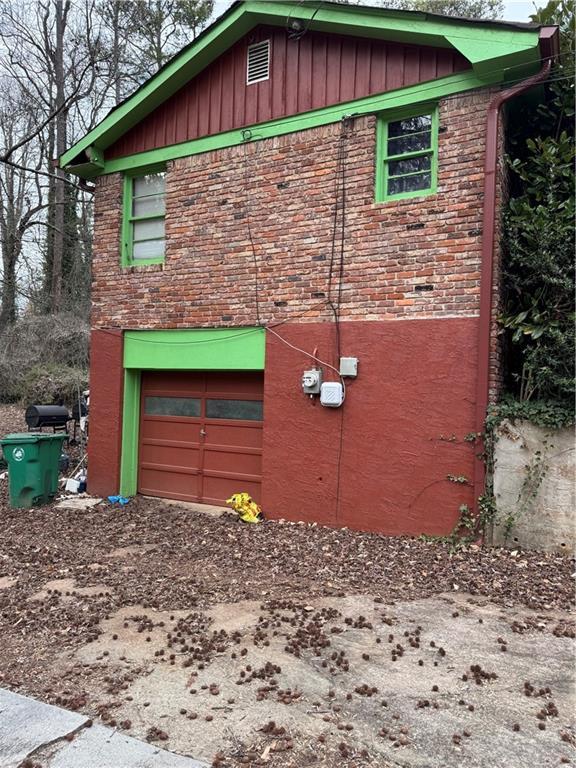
[[144, 396, 201, 417], [206, 399, 263, 421]]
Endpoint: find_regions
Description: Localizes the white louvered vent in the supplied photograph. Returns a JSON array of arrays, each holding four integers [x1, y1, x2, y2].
[[247, 40, 270, 85]]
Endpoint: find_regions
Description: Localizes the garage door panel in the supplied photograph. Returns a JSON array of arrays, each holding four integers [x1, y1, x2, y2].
[[139, 467, 201, 498], [142, 371, 205, 392], [203, 448, 262, 475], [140, 442, 200, 468], [205, 372, 263, 394], [203, 423, 262, 448], [142, 420, 202, 442], [202, 475, 261, 504]]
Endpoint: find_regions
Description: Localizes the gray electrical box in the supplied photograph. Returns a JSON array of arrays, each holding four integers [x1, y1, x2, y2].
[[302, 368, 322, 394], [339, 357, 358, 377]]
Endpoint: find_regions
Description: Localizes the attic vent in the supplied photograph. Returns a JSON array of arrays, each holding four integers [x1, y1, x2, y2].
[[247, 40, 270, 85]]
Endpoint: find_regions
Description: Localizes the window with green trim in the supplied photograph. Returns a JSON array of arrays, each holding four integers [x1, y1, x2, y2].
[[122, 169, 166, 265], [376, 108, 438, 202]]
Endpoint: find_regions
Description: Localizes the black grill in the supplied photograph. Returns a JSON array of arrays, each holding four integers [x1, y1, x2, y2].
[[25, 405, 70, 431]]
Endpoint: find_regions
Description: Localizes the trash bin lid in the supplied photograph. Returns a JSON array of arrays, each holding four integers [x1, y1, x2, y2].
[[1, 432, 66, 444], [1, 433, 43, 444]]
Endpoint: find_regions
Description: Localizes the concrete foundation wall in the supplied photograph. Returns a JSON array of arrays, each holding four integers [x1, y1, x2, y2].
[[491, 419, 575, 553]]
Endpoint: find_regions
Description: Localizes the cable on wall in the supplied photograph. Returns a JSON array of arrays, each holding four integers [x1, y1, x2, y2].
[[241, 129, 263, 327], [285, 1, 325, 40]]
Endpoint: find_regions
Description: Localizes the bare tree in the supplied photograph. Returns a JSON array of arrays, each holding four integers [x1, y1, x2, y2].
[[0, 89, 45, 329]]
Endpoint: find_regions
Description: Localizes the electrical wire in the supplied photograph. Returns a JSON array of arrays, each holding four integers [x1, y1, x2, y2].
[[265, 325, 346, 401], [241, 131, 263, 327], [285, 0, 325, 40]]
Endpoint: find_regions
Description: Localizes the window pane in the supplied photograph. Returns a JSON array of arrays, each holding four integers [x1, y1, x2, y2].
[[388, 131, 431, 156], [387, 172, 431, 196], [133, 238, 165, 259], [133, 194, 165, 217], [388, 114, 432, 138], [145, 396, 200, 417], [133, 172, 165, 198], [133, 218, 165, 242], [388, 155, 431, 177], [206, 399, 263, 420]]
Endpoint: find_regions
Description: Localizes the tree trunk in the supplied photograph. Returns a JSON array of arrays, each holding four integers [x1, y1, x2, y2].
[[49, 0, 69, 314]]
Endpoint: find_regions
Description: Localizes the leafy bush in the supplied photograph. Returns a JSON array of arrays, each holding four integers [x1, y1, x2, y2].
[[500, 0, 575, 410], [0, 313, 89, 404], [18, 364, 88, 407]]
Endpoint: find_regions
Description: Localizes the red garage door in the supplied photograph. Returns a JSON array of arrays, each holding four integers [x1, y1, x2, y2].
[[138, 371, 263, 505]]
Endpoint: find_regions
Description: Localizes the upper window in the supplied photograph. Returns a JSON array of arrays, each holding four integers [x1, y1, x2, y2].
[[376, 108, 438, 202], [122, 169, 166, 265], [246, 40, 270, 85]]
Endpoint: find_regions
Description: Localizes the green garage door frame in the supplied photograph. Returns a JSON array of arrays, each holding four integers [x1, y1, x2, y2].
[[120, 328, 266, 497]]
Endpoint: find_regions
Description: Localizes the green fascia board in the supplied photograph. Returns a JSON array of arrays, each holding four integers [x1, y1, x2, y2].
[[123, 328, 266, 370], [60, 2, 250, 169], [61, 0, 541, 172], [254, 1, 539, 56], [93, 69, 500, 178]]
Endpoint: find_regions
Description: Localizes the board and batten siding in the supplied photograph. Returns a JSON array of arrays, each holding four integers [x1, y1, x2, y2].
[[107, 25, 469, 160]]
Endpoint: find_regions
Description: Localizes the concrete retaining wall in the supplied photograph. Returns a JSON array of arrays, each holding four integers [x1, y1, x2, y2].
[[491, 419, 575, 553]]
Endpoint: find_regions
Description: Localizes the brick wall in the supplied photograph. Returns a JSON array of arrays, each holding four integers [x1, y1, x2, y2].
[[92, 88, 498, 331]]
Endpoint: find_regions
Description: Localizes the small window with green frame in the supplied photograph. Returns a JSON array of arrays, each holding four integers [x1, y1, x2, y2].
[[375, 107, 438, 202], [121, 167, 166, 266]]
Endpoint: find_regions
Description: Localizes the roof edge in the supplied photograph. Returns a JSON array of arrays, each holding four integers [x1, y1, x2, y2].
[[61, 0, 550, 172]]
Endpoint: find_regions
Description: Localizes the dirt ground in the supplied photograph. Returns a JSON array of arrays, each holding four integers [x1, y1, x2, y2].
[[0, 405, 574, 768]]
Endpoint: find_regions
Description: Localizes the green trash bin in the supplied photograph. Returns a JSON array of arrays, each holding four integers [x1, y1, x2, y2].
[[1, 433, 67, 508]]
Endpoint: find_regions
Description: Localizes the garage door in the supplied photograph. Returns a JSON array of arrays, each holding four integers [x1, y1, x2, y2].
[[138, 371, 263, 505]]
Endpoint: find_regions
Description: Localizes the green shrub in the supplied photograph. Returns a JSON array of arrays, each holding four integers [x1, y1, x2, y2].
[[19, 364, 88, 407]]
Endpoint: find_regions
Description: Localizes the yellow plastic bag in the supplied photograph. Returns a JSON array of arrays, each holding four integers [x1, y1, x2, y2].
[[226, 492, 263, 524]]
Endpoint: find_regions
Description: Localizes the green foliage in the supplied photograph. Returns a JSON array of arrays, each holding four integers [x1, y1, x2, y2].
[[0, 313, 89, 404], [487, 397, 574, 430], [500, 0, 575, 408], [19, 364, 88, 407], [106, 0, 214, 79], [380, 0, 504, 18]]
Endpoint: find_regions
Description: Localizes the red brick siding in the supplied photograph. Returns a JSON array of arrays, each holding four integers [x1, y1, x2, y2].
[[92, 88, 499, 332], [488, 115, 508, 403]]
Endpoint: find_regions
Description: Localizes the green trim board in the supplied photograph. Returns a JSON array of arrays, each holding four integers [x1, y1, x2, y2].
[[124, 328, 266, 369], [72, 69, 505, 179], [375, 104, 439, 203], [120, 327, 266, 496], [120, 369, 141, 497], [61, 0, 544, 173]]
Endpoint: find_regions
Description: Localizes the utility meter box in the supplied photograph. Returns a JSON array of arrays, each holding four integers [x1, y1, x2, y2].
[[302, 368, 322, 395], [339, 357, 358, 377], [320, 381, 344, 407]]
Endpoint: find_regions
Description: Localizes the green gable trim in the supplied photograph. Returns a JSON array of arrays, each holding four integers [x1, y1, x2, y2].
[[123, 328, 266, 370], [119, 327, 266, 496], [61, 0, 542, 173], [77, 69, 504, 179]]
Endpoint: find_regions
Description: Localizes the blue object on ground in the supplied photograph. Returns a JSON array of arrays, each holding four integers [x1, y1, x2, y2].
[[107, 495, 131, 505]]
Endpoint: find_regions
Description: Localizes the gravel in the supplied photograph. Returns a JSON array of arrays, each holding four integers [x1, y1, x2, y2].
[[0, 405, 574, 767]]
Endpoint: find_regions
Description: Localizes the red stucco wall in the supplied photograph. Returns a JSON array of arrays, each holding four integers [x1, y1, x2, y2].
[[261, 318, 478, 535], [88, 329, 124, 497]]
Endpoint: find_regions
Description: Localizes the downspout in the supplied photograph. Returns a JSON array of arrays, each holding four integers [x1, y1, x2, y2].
[[473, 47, 554, 517]]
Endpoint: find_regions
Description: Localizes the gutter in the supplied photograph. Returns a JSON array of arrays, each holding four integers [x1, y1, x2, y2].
[[473, 26, 558, 518]]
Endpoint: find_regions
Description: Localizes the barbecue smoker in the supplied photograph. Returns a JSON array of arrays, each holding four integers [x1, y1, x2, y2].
[[25, 405, 69, 432], [25, 390, 89, 442]]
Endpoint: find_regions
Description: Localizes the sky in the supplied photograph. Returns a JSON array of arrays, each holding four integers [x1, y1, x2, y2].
[[211, 1, 536, 22]]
